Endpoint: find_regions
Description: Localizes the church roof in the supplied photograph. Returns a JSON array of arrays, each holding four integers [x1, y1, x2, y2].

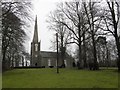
[[41, 51, 57, 58], [40, 51, 72, 59]]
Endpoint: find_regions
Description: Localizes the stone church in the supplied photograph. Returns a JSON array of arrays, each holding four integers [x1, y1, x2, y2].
[[31, 16, 74, 68]]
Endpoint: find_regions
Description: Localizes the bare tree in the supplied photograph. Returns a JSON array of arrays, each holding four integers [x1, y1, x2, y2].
[[100, 0, 120, 70], [83, 1, 104, 70], [54, 2, 88, 69], [47, 11, 72, 67], [107, 1, 120, 71], [48, 1, 101, 69]]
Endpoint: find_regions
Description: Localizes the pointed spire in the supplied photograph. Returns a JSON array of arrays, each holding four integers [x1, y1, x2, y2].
[[33, 15, 38, 42]]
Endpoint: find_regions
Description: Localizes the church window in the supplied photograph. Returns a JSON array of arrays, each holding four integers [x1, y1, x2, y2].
[[56, 60, 57, 66], [48, 59, 51, 66], [35, 44, 38, 51], [64, 60, 67, 66], [35, 63, 37, 66], [35, 55, 37, 57]]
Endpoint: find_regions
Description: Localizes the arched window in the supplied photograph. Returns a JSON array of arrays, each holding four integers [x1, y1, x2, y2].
[[35, 55, 37, 57], [64, 60, 67, 66], [48, 59, 51, 66], [35, 44, 38, 51], [56, 60, 57, 66]]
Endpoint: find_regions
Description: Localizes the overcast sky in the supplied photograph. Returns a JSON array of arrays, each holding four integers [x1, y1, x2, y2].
[[25, 0, 104, 54], [25, 0, 69, 53], [25, 0, 120, 54]]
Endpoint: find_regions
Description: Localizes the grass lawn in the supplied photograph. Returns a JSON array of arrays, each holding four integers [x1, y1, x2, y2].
[[2, 68, 118, 88], [0, 73, 2, 89]]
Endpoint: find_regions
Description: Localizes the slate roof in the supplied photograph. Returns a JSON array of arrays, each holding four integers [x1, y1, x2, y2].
[[41, 51, 57, 58], [40, 51, 71, 58]]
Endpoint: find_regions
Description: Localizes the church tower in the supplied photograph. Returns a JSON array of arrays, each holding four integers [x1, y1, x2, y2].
[[31, 16, 41, 67]]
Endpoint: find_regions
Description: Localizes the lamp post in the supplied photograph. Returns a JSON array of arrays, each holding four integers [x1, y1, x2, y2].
[[56, 33, 59, 73]]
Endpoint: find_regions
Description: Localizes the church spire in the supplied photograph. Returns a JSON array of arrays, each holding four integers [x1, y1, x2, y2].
[[33, 15, 38, 42]]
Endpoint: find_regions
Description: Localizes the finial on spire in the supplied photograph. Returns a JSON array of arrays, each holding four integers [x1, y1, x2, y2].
[[35, 15, 37, 22]]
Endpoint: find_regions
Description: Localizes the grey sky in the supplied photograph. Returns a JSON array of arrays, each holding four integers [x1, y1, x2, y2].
[[24, 0, 119, 54], [25, 0, 65, 53]]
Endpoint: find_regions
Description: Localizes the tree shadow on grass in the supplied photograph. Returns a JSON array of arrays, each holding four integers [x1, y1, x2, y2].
[[2, 70, 25, 76]]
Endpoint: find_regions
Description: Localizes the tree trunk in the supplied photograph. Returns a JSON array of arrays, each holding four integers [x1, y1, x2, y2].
[[11, 58, 14, 67], [78, 42, 82, 69], [90, 4, 99, 70], [83, 32, 87, 68], [92, 33, 99, 70], [22, 56, 24, 67], [2, 48, 7, 71], [78, 24, 83, 69], [61, 35, 65, 67]]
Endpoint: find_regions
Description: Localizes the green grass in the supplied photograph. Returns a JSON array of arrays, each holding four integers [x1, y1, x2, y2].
[[2, 68, 118, 88], [0, 73, 2, 89]]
